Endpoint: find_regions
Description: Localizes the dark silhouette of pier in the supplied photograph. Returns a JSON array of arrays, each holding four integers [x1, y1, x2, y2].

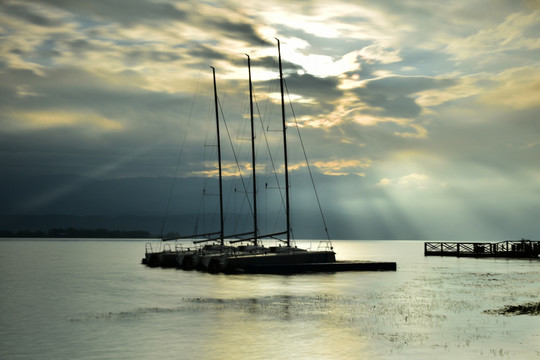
[[424, 239, 540, 258]]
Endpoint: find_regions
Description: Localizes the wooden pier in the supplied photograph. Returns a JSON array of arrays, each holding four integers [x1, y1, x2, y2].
[[424, 239, 540, 258]]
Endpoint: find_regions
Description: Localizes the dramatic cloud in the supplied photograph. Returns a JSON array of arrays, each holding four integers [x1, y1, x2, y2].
[[352, 75, 457, 118], [478, 65, 540, 109], [1, 0, 539, 240]]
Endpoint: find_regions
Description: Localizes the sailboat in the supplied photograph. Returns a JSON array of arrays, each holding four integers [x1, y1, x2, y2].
[[143, 66, 231, 269], [169, 63, 264, 272], [204, 39, 335, 274], [173, 66, 247, 271]]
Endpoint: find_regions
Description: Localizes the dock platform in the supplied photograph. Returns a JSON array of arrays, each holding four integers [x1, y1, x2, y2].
[[239, 260, 397, 274], [424, 239, 540, 258]]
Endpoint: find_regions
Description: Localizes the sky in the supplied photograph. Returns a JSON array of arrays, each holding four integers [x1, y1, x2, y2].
[[1, 0, 540, 240]]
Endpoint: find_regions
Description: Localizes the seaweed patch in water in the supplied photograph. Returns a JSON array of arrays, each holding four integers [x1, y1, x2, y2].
[[485, 302, 540, 316], [68, 307, 182, 321]]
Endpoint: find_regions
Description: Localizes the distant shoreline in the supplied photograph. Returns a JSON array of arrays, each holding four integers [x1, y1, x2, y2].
[[0, 228, 158, 239]]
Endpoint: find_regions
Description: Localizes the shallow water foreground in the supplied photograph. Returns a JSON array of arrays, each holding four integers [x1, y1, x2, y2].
[[0, 239, 539, 359]]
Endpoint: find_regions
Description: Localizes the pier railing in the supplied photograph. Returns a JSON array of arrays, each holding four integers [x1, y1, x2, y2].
[[424, 240, 540, 258]]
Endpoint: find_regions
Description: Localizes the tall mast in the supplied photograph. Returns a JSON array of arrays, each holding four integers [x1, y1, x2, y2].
[[246, 55, 258, 246], [211, 66, 224, 246], [276, 38, 291, 247]]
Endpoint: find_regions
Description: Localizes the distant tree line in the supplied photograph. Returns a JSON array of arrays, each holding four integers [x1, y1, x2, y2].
[[0, 227, 153, 238]]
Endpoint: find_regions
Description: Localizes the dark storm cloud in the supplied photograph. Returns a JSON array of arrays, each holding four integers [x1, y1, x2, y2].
[[253, 55, 304, 73], [187, 43, 228, 61], [37, 0, 187, 26], [257, 72, 344, 119], [66, 38, 105, 55], [206, 18, 273, 47], [124, 49, 182, 65], [0, 125, 183, 179], [0, 64, 199, 177], [0, 1, 63, 27], [282, 73, 343, 101], [353, 76, 456, 118], [2, 66, 164, 113]]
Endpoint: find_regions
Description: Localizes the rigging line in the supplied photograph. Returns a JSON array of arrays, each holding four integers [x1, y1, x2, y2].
[[160, 65, 206, 238], [284, 79, 332, 242], [226, 107, 252, 235], [217, 96, 255, 222], [260, 70, 289, 235], [253, 91, 274, 235], [254, 86, 287, 223], [254, 78, 292, 236]]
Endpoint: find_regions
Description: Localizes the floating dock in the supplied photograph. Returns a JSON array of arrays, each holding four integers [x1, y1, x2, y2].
[[237, 260, 397, 274], [424, 239, 540, 258]]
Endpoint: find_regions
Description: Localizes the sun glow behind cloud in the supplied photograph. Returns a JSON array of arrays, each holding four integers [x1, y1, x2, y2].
[[284, 49, 363, 77], [8, 111, 124, 132], [313, 159, 371, 176], [376, 173, 445, 189]]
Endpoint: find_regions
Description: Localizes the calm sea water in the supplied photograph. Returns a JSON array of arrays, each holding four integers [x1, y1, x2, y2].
[[0, 239, 538, 360]]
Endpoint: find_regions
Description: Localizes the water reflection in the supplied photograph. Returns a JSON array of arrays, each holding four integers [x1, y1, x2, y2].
[[1, 240, 539, 360], [193, 294, 371, 359]]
